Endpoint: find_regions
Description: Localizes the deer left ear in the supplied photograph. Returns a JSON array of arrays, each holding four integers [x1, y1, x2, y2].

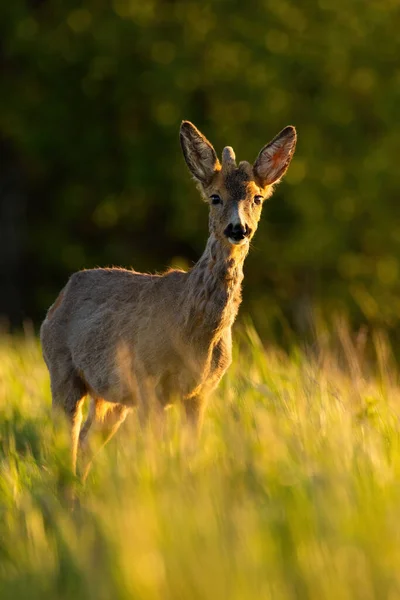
[[253, 126, 297, 187]]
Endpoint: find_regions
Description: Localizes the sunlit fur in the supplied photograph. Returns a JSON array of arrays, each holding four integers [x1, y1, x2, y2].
[[40, 120, 296, 474]]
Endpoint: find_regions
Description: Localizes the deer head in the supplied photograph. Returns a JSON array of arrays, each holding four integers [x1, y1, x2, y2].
[[180, 121, 297, 246]]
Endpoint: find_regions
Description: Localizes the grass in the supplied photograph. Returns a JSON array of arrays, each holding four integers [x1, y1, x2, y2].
[[1, 322, 400, 599]]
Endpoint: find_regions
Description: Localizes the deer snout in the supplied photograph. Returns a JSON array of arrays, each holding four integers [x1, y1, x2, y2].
[[224, 222, 252, 244]]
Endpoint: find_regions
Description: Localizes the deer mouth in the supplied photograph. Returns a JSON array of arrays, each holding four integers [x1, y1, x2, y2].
[[227, 236, 249, 246]]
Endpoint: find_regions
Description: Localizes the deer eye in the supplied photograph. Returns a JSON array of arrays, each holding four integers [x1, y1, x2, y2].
[[210, 194, 222, 205], [253, 195, 263, 206]]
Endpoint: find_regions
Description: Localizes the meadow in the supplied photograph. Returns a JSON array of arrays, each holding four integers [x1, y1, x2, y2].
[[1, 321, 400, 599]]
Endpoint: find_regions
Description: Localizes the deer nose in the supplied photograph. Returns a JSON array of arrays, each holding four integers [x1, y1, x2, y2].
[[224, 222, 251, 241]]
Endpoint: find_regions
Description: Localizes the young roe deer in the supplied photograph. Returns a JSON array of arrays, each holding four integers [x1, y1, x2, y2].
[[40, 121, 297, 473]]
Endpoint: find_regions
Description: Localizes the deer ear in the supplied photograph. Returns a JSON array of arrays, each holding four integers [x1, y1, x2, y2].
[[180, 121, 220, 185], [253, 126, 297, 186]]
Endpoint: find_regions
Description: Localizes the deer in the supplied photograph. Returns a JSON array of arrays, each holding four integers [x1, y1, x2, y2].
[[40, 120, 297, 475]]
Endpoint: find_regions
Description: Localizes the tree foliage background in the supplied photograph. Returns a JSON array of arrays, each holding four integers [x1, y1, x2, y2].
[[2, 0, 400, 333]]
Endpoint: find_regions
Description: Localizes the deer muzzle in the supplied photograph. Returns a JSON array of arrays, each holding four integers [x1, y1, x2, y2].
[[224, 222, 251, 245]]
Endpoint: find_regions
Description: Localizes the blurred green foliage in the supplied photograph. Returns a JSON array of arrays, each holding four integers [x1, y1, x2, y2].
[[2, 0, 400, 330]]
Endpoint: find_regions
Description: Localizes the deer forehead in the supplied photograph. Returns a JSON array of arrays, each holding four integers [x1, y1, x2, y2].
[[212, 163, 262, 202]]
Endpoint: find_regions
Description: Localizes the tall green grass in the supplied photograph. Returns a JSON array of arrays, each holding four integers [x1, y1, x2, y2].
[[1, 324, 400, 599]]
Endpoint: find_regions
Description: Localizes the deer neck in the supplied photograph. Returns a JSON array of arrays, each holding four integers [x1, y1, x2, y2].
[[184, 233, 248, 339]]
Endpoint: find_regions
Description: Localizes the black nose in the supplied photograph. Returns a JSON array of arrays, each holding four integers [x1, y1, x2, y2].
[[224, 222, 251, 241]]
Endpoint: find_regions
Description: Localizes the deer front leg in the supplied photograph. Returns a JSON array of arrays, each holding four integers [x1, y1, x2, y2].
[[183, 394, 207, 438]]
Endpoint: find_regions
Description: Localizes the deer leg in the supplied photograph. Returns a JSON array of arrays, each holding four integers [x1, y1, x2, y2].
[[82, 404, 129, 482], [135, 376, 164, 430], [49, 366, 87, 475], [183, 394, 206, 438], [77, 396, 97, 476], [69, 399, 85, 476], [79, 396, 96, 449], [137, 377, 168, 441]]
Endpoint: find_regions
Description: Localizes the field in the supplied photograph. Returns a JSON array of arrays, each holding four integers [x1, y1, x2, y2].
[[1, 322, 400, 599]]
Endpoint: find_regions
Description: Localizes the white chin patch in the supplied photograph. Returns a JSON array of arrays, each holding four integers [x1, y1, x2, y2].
[[228, 237, 248, 246]]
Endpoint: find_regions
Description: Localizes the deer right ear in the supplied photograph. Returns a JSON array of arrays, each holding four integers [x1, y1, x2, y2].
[[180, 121, 220, 185]]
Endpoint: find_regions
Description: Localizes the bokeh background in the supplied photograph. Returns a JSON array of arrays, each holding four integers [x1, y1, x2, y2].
[[2, 0, 400, 334]]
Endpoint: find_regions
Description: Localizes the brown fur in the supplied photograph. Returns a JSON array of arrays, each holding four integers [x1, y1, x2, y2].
[[40, 120, 297, 474]]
